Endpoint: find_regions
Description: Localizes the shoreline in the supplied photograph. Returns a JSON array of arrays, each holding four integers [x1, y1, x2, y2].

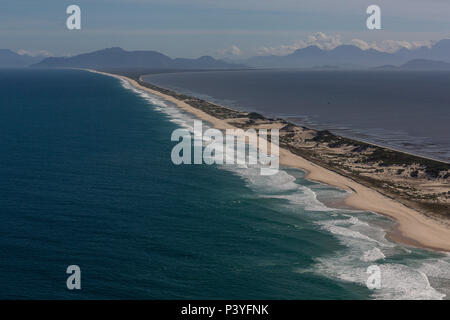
[[85, 68, 450, 252]]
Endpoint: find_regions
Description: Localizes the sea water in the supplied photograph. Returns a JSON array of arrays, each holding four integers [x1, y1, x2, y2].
[[0, 69, 449, 299]]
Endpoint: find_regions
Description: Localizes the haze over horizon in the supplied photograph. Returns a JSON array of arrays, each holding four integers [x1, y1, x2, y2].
[[1, 0, 450, 58]]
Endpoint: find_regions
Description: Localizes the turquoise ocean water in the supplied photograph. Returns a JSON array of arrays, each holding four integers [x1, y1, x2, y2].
[[0, 69, 449, 299]]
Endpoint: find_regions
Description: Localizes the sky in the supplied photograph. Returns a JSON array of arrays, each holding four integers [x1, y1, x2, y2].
[[1, 0, 450, 58]]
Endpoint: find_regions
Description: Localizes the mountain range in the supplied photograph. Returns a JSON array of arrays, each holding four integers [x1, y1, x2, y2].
[[0, 49, 44, 68], [374, 59, 450, 71], [32, 47, 241, 69], [242, 39, 450, 69], [2, 39, 450, 70]]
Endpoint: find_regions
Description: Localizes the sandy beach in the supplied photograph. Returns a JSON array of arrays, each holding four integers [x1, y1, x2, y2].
[[86, 69, 450, 252]]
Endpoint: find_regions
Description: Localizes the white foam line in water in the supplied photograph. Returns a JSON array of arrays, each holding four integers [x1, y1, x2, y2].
[[313, 214, 450, 299], [120, 78, 203, 133], [361, 248, 386, 262]]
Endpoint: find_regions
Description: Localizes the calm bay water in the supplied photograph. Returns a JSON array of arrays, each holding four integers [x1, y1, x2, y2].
[[143, 70, 450, 162], [0, 69, 449, 299]]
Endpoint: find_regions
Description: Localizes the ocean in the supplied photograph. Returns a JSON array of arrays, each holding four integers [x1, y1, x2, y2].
[[143, 70, 450, 162], [0, 69, 449, 300]]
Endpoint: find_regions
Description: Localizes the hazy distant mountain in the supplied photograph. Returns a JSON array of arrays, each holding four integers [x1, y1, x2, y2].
[[395, 39, 450, 62], [244, 45, 402, 68], [16, 39, 450, 70], [399, 59, 450, 70], [0, 49, 43, 67], [244, 39, 450, 69], [173, 56, 238, 69], [375, 59, 450, 71], [372, 64, 397, 70], [33, 47, 242, 69]]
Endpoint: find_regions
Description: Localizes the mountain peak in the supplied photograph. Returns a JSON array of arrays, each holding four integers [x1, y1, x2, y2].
[[98, 47, 126, 53], [291, 45, 321, 54], [0, 49, 43, 67], [32, 48, 241, 69], [332, 45, 364, 53]]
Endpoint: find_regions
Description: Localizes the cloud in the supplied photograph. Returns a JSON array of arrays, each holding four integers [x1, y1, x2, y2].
[[306, 32, 342, 50], [216, 45, 242, 57], [15, 49, 53, 57], [349, 39, 433, 53], [349, 39, 371, 50], [256, 32, 434, 56], [257, 32, 342, 55]]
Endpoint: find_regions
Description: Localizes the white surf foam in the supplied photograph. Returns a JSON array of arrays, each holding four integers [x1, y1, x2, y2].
[[120, 78, 203, 133], [361, 248, 386, 262], [313, 214, 448, 300]]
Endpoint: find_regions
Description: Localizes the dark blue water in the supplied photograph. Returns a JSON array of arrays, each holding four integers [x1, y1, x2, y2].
[[143, 70, 450, 162], [0, 69, 369, 299], [0, 69, 448, 300]]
